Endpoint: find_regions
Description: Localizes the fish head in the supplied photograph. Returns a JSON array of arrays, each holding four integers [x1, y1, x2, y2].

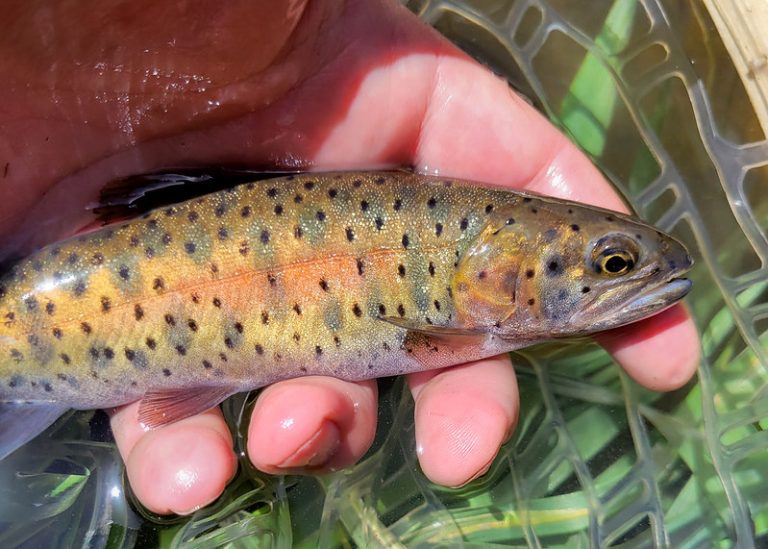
[[451, 196, 693, 340]]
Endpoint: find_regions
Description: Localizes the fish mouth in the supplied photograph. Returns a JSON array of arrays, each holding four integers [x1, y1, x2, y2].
[[615, 277, 692, 323]]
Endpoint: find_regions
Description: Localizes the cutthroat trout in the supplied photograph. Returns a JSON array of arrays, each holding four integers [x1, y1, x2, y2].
[[0, 171, 692, 458]]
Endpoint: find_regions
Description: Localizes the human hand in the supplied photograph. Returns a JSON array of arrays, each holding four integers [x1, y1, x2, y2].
[[0, 0, 699, 515]]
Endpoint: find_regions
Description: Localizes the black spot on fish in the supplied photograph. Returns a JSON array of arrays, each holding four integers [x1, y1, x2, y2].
[[46, 301, 55, 315], [67, 252, 79, 265], [10, 349, 23, 362], [582, 286, 591, 293], [606, 215, 615, 222], [378, 303, 387, 316], [43, 382, 53, 393], [219, 352, 228, 362], [316, 210, 326, 222], [50, 247, 61, 257], [360, 200, 369, 212], [398, 264, 406, 277], [125, 348, 136, 361], [397, 304, 406, 317], [393, 199, 402, 211], [435, 223, 443, 237], [224, 337, 234, 349], [81, 322, 92, 335], [328, 188, 338, 199], [547, 258, 564, 277], [526, 269, 535, 278], [255, 343, 264, 355], [89, 347, 99, 359], [162, 232, 172, 245], [333, 335, 341, 347], [530, 208, 538, 214], [274, 204, 283, 216], [261, 311, 269, 324], [303, 180, 315, 190], [211, 263, 219, 274], [73, 280, 87, 297], [528, 298, 535, 305], [153, 277, 165, 291], [375, 176, 385, 185], [570, 224, 580, 232], [293, 332, 300, 343], [146, 337, 156, 350], [383, 341, 391, 351], [294, 225, 303, 239], [134, 304, 144, 320], [356, 258, 365, 276], [239, 240, 250, 256], [402, 234, 410, 248], [164, 207, 176, 217], [147, 219, 158, 229], [353, 179, 362, 188], [145, 247, 155, 258], [567, 208, 574, 214], [294, 194, 303, 204], [434, 300, 441, 311], [315, 345, 323, 357], [119, 265, 130, 281], [319, 279, 329, 292], [104, 347, 114, 360], [234, 322, 244, 334], [202, 359, 213, 369], [260, 230, 271, 244], [188, 319, 198, 332], [184, 242, 196, 254], [214, 205, 226, 217], [175, 345, 186, 356], [428, 262, 436, 277], [485, 204, 494, 214], [352, 303, 363, 317], [635, 233, 643, 240], [267, 187, 278, 198], [460, 218, 469, 231], [427, 197, 437, 209], [375, 217, 384, 230], [163, 368, 172, 377], [346, 227, 355, 242], [478, 270, 487, 280], [241, 206, 252, 218], [218, 227, 228, 240], [101, 296, 111, 313], [164, 314, 175, 326], [52, 327, 62, 339], [25, 296, 38, 311], [267, 273, 276, 287], [187, 211, 199, 223], [27, 334, 39, 347]]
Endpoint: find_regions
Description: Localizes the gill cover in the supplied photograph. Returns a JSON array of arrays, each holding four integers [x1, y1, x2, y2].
[[451, 211, 533, 330]]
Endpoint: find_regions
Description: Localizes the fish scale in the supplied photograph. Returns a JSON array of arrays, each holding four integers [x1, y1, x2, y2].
[[0, 171, 693, 458]]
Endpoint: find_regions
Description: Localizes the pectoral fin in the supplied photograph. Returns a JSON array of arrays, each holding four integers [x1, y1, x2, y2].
[[0, 401, 68, 459], [138, 386, 237, 429], [379, 316, 483, 337]]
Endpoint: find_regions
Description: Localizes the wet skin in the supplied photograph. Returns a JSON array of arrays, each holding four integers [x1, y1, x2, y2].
[[0, 0, 700, 514]]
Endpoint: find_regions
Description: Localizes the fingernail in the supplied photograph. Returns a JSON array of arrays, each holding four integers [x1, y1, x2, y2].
[[277, 420, 340, 469]]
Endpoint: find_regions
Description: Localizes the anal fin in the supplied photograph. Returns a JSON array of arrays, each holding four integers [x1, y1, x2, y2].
[[0, 401, 68, 460], [138, 386, 236, 429]]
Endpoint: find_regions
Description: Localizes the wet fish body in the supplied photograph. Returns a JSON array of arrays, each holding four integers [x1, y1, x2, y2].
[[0, 172, 692, 456]]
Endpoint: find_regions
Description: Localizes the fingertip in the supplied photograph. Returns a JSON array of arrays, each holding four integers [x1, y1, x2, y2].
[[410, 356, 518, 487], [598, 304, 700, 391], [121, 412, 236, 515], [247, 377, 377, 475]]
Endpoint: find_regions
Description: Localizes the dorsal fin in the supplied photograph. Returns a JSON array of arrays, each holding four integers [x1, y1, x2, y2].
[[91, 167, 301, 225]]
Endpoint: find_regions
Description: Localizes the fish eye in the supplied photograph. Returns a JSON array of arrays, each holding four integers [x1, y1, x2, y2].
[[589, 234, 640, 276], [594, 249, 635, 276]]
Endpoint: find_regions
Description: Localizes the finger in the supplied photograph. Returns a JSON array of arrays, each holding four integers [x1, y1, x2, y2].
[[110, 403, 236, 515], [407, 355, 518, 487], [597, 304, 699, 391], [247, 377, 377, 474]]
